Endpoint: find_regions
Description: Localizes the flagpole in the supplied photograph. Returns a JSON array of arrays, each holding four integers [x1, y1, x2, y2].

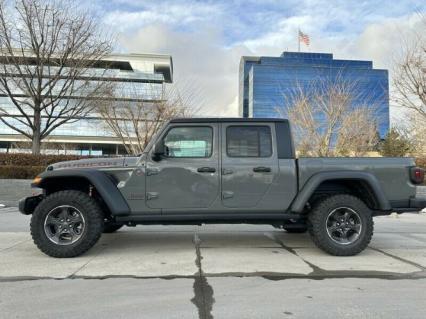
[[297, 28, 300, 52]]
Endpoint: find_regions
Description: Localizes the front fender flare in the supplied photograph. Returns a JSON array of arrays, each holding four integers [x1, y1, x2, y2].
[[37, 169, 130, 216], [290, 171, 391, 213]]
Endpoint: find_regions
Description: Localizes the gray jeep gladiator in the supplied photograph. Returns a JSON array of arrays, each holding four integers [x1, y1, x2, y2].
[[19, 118, 426, 258]]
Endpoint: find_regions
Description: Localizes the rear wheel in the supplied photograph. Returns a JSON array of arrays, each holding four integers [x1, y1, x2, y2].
[[31, 190, 104, 258], [308, 194, 373, 256]]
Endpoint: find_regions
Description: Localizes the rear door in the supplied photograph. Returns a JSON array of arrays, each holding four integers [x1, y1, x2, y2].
[[221, 122, 279, 208]]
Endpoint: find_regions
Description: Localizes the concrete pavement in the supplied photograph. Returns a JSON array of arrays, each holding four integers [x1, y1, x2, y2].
[[0, 179, 33, 207], [1, 208, 426, 279], [1, 207, 426, 318], [1, 277, 426, 319]]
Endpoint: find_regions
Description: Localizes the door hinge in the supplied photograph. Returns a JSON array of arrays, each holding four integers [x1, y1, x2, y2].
[[222, 191, 234, 199], [222, 168, 233, 175], [146, 192, 159, 200], [146, 168, 160, 176]]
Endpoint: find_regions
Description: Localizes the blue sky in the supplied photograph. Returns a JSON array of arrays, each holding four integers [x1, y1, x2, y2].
[[85, 0, 425, 117]]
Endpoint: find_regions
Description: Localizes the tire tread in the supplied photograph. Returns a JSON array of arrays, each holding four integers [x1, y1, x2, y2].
[[307, 194, 374, 256], [31, 190, 104, 258]]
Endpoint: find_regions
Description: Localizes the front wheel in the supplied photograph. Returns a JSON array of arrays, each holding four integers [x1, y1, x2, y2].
[[31, 190, 104, 258], [308, 194, 373, 256]]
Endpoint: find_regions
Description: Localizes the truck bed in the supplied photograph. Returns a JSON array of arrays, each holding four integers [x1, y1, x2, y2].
[[297, 157, 417, 207]]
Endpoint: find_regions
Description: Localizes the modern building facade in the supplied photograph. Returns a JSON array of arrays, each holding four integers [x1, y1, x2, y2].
[[0, 53, 173, 155], [239, 52, 389, 137]]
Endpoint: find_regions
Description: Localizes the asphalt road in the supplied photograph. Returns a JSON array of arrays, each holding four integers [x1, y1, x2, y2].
[[1, 206, 426, 318]]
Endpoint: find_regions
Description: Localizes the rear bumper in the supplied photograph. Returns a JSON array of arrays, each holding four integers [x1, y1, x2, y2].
[[409, 197, 426, 209], [18, 195, 43, 215], [392, 197, 426, 213]]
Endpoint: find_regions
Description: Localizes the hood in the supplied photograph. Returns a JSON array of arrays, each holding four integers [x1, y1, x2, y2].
[[48, 156, 140, 171]]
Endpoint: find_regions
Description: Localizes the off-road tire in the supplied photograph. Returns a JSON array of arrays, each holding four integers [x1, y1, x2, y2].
[[308, 194, 374, 256], [31, 190, 104, 258], [103, 223, 123, 233]]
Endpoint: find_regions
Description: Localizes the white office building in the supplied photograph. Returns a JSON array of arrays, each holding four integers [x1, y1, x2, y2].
[[0, 53, 173, 155]]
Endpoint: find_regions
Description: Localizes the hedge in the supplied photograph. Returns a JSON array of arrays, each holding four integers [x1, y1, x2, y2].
[[0, 153, 91, 179], [416, 157, 426, 170], [0, 153, 88, 167], [0, 165, 45, 179]]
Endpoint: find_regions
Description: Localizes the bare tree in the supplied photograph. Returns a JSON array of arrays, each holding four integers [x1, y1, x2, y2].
[[335, 108, 379, 156], [97, 84, 196, 155], [281, 77, 379, 157], [0, 0, 112, 154], [402, 111, 426, 155], [392, 13, 426, 119]]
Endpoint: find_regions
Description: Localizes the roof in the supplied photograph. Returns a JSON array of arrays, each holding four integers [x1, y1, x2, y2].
[[0, 50, 173, 83], [169, 117, 289, 123]]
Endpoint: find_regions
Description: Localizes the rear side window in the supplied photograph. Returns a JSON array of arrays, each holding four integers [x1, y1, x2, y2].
[[226, 126, 272, 157]]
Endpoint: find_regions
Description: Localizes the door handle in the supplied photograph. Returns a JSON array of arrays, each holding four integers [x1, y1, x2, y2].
[[222, 191, 234, 199], [146, 192, 159, 200], [253, 166, 271, 173], [197, 167, 216, 173]]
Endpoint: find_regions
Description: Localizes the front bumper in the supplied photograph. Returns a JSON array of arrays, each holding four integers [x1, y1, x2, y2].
[[18, 195, 43, 215]]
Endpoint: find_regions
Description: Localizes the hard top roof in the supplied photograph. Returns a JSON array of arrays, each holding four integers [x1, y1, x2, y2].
[[169, 117, 288, 123]]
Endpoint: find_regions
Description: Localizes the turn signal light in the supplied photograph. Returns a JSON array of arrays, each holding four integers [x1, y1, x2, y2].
[[410, 167, 424, 185], [32, 176, 42, 186]]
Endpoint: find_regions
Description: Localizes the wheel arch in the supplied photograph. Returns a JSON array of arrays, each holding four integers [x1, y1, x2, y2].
[[290, 171, 391, 213], [36, 169, 130, 216]]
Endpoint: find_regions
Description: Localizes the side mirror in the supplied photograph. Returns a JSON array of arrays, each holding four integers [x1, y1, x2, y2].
[[152, 142, 165, 161]]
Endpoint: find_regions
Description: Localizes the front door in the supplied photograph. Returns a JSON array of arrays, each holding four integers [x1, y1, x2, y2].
[[145, 123, 219, 210], [221, 123, 279, 208]]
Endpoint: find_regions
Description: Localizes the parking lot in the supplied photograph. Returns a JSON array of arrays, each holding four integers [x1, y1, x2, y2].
[[1, 205, 426, 318]]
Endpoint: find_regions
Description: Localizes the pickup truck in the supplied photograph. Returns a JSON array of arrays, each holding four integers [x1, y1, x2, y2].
[[19, 118, 426, 258]]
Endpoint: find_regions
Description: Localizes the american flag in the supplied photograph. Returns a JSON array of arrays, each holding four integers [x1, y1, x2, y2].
[[299, 30, 310, 46]]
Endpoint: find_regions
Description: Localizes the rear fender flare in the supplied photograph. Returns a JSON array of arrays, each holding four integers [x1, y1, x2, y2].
[[290, 171, 391, 213]]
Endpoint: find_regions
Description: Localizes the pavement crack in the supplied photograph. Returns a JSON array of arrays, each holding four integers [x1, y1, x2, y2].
[[68, 244, 109, 278], [369, 246, 426, 271], [267, 233, 324, 275], [0, 239, 31, 252], [4, 271, 426, 283], [191, 232, 215, 319]]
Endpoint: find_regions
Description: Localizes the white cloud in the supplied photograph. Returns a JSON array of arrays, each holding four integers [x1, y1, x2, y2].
[[119, 24, 252, 116], [103, 1, 223, 33], [102, 0, 425, 122]]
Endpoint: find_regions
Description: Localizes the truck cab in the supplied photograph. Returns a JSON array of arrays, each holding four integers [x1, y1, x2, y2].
[[122, 118, 297, 215]]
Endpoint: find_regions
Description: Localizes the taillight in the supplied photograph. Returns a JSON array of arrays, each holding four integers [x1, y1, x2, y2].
[[410, 167, 425, 184]]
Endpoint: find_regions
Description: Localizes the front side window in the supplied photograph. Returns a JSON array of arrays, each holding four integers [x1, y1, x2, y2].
[[163, 126, 213, 158], [226, 126, 272, 157]]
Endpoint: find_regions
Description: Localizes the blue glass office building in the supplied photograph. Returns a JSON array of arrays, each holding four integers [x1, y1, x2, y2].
[[239, 52, 389, 137]]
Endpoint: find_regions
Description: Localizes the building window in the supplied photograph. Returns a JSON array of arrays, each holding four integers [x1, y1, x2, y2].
[[163, 126, 213, 158], [226, 126, 272, 157]]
